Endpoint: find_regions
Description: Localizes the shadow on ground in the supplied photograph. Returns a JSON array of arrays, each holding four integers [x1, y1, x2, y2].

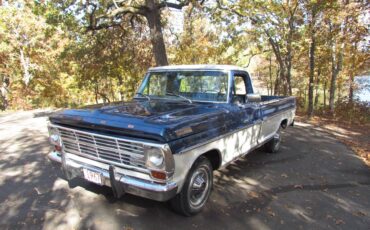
[[0, 113, 369, 230]]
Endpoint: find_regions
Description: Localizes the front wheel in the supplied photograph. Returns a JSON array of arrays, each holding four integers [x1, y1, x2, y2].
[[264, 128, 282, 153], [170, 157, 213, 216]]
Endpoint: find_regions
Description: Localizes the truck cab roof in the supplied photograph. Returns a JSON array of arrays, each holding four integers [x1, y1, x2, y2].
[[148, 65, 246, 72]]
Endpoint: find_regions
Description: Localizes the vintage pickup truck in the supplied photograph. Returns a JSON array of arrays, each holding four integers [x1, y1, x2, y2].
[[48, 65, 295, 216]]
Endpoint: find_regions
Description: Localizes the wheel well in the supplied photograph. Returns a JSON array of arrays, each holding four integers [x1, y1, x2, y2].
[[281, 119, 288, 129], [201, 149, 222, 170]]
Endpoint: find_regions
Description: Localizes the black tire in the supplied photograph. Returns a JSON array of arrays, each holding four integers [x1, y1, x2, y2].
[[170, 156, 213, 216], [264, 128, 282, 153]]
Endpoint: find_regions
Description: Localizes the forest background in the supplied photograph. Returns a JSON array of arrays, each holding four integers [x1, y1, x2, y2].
[[0, 0, 369, 124]]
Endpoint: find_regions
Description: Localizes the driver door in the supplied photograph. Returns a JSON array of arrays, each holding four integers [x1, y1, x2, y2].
[[231, 72, 261, 156]]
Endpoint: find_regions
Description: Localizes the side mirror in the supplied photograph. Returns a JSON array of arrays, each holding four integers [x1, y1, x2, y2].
[[246, 93, 261, 103]]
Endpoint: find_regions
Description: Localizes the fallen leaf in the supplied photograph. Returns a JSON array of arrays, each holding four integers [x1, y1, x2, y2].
[[34, 187, 41, 195], [335, 219, 345, 225], [281, 173, 288, 178], [267, 210, 276, 217], [353, 211, 366, 217], [294, 185, 303, 189], [248, 191, 260, 198]]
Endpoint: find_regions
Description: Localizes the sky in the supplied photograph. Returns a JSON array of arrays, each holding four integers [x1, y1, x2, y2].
[[167, 7, 184, 34]]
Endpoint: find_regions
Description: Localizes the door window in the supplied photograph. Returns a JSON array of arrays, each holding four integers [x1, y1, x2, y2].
[[233, 75, 247, 104], [234, 76, 247, 95]]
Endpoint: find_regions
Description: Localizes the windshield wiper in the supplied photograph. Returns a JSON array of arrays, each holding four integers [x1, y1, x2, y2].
[[135, 92, 151, 101], [165, 92, 192, 104]]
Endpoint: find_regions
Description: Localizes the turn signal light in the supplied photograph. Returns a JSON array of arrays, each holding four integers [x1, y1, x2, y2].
[[151, 171, 166, 180]]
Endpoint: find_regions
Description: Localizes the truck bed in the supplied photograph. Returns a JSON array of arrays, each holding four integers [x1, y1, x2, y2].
[[259, 95, 296, 120]]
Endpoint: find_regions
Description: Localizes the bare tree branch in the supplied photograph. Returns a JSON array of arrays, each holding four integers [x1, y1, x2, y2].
[[87, 22, 122, 31], [244, 50, 270, 68], [99, 5, 147, 19], [112, 0, 119, 9]]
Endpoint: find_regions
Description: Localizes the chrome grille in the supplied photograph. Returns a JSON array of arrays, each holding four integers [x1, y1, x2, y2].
[[58, 127, 146, 168]]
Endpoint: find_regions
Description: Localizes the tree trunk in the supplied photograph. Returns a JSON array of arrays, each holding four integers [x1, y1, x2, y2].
[[99, 93, 110, 104], [286, 62, 292, 95], [269, 55, 272, 95], [283, 3, 298, 96], [338, 80, 342, 102], [329, 0, 347, 114], [348, 43, 357, 103], [145, 0, 168, 66], [323, 80, 327, 109], [117, 75, 125, 101], [281, 69, 288, 96], [329, 42, 344, 114], [349, 70, 354, 103], [266, 35, 286, 96], [308, 31, 315, 117], [94, 84, 99, 104], [308, 5, 317, 117], [274, 67, 280, 95], [314, 84, 319, 109], [19, 49, 32, 85], [329, 59, 338, 114], [314, 66, 321, 108], [304, 85, 307, 107], [329, 29, 339, 114], [286, 22, 294, 96], [277, 67, 287, 96]]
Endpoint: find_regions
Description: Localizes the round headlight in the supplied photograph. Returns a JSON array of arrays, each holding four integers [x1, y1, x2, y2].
[[149, 154, 164, 167], [50, 134, 60, 144], [145, 147, 164, 168], [48, 126, 62, 147]]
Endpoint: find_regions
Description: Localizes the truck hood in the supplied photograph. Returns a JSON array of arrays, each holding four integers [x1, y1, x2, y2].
[[49, 99, 231, 143]]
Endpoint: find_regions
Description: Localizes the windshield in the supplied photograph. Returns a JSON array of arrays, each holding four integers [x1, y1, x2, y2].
[[136, 71, 229, 102]]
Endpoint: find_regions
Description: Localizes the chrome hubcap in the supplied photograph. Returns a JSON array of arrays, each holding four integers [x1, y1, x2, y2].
[[188, 167, 209, 207]]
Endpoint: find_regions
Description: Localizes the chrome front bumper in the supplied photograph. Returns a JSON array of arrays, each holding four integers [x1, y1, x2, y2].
[[48, 151, 178, 201]]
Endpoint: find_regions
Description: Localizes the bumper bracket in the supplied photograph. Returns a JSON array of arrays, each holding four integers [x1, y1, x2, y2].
[[109, 165, 126, 198]]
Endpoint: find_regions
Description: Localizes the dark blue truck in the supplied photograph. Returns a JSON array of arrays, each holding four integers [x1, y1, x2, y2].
[[48, 65, 296, 216]]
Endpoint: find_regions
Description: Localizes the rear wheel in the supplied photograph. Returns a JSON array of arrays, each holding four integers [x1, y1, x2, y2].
[[264, 128, 282, 153], [171, 157, 213, 216]]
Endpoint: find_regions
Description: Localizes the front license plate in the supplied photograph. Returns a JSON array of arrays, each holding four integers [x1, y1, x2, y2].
[[82, 168, 102, 185]]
